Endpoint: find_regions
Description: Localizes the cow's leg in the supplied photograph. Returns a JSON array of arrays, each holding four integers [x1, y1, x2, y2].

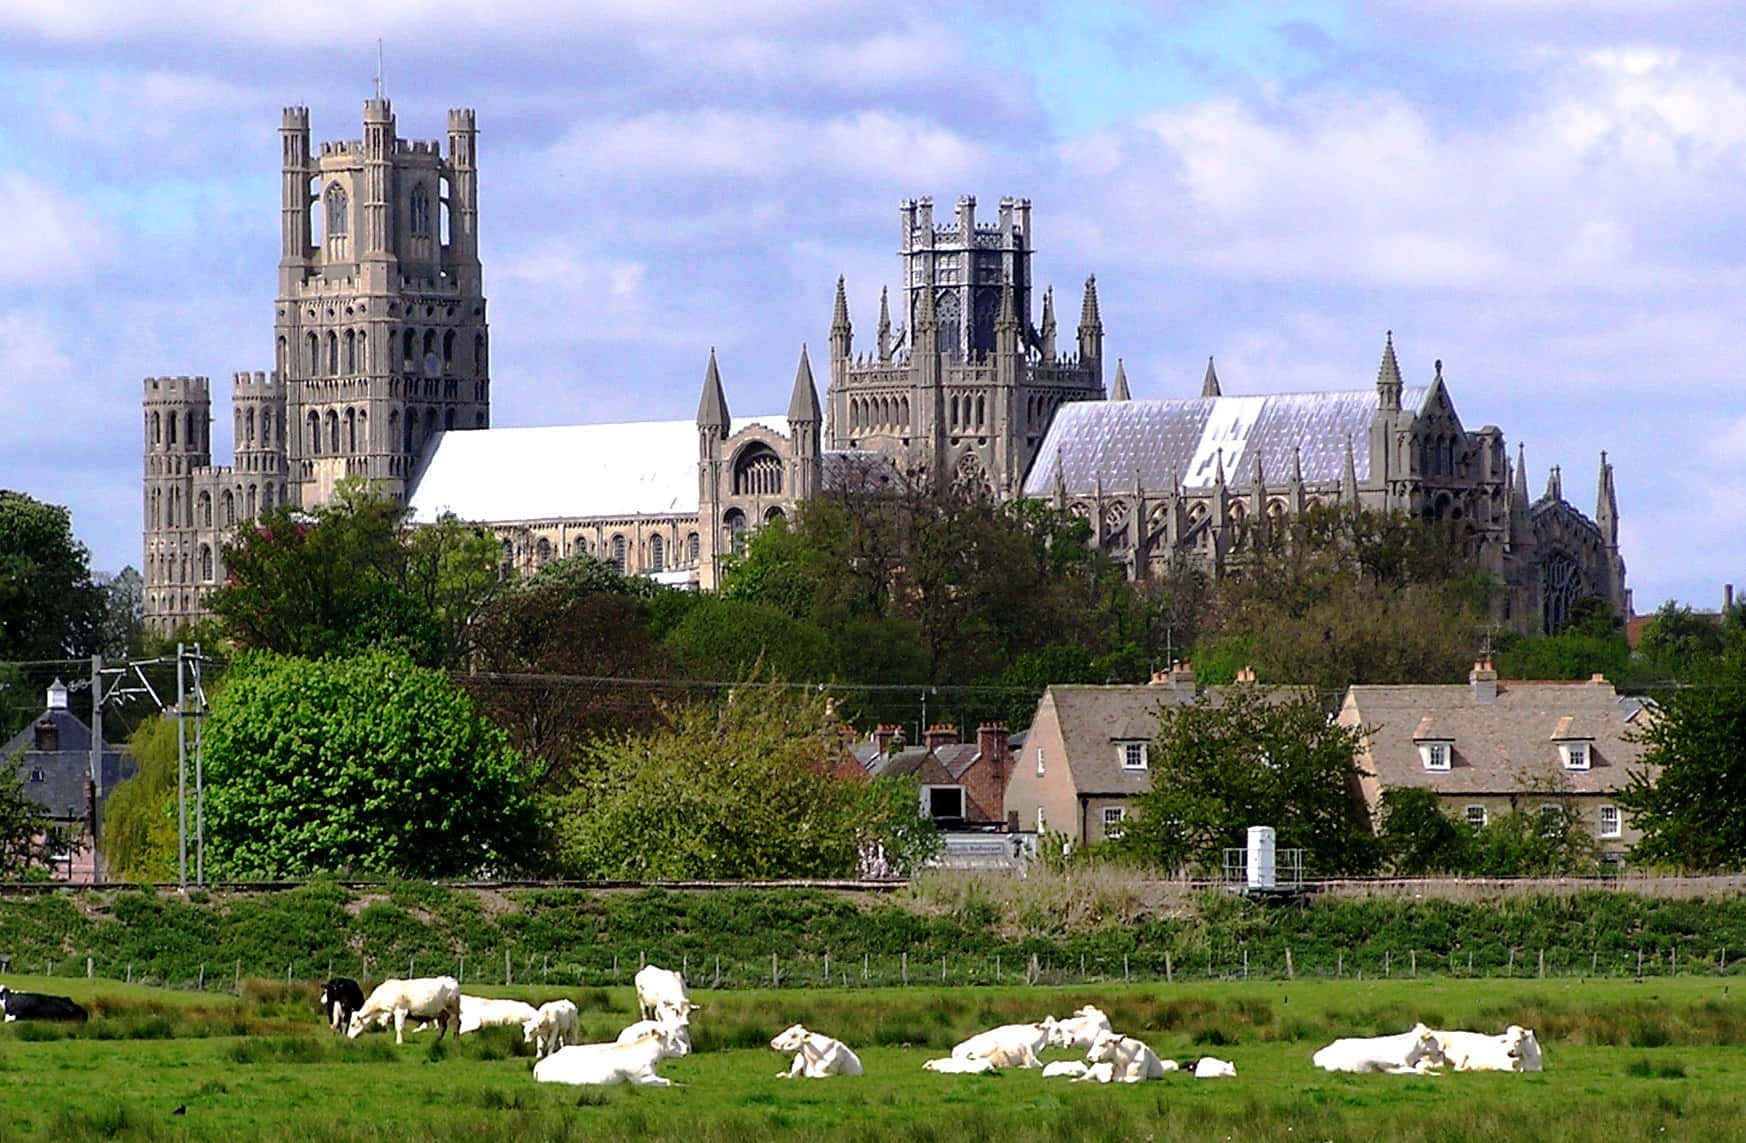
[[394, 1010, 407, 1046]]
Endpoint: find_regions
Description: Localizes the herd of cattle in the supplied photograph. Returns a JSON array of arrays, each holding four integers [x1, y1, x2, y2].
[[303, 965, 1544, 1087]]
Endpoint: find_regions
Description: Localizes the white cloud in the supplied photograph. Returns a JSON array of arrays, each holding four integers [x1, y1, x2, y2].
[[0, 173, 107, 283], [1705, 417, 1746, 465]]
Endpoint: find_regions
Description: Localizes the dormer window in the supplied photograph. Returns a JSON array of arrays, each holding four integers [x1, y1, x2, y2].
[[1418, 741, 1452, 771], [1035, 747, 1045, 777], [1559, 742, 1591, 770], [1117, 741, 1149, 771]]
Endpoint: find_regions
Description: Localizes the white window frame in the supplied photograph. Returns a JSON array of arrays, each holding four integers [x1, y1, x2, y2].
[[1117, 741, 1149, 771], [1102, 806, 1127, 838], [1464, 804, 1487, 828], [1418, 741, 1452, 771], [921, 784, 965, 821], [1559, 741, 1592, 771], [1598, 804, 1621, 839], [1036, 806, 1047, 833]]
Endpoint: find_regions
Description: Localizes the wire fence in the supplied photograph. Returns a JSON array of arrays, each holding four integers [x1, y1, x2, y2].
[[16, 940, 1746, 996]]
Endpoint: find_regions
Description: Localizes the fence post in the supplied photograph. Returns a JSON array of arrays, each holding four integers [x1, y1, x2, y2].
[[505, 948, 511, 986], [234, 959, 240, 992], [772, 952, 779, 988], [127, 963, 132, 985], [863, 953, 869, 982], [1165, 952, 1173, 984], [715, 956, 721, 989], [1410, 950, 1416, 977], [1337, 951, 1343, 978], [460, 955, 465, 983], [996, 955, 1001, 981], [1285, 948, 1294, 981], [1242, 949, 1249, 980], [1721, 948, 1728, 975], [682, 954, 688, 980], [613, 954, 618, 979], [1123, 955, 1129, 983], [823, 951, 829, 984], [1672, 946, 1678, 975], [1538, 949, 1545, 979], [1636, 949, 1643, 978], [1507, 948, 1515, 976], [941, 956, 947, 984], [410, 956, 415, 980], [1384, 951, 1390, 978], [1591, 949, 1597, 975], [286, 964, 291, 984], [1080, 954, 1086, 981], [902, 953, 909, 987], [199, 964, 205, 991]]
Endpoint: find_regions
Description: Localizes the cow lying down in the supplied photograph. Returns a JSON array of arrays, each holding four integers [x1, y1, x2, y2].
[[1075, 1031, 1176, 1083], [949, 1020, 1056, 1068], [1431, 1025, 1543, 1072], [0, 985, 88, 1023], [771, 1024, 863, 1078], [533, 1024, 689, 1086], [1312, 1024, 1447, 1074], [923, 1055, 998, 1075]]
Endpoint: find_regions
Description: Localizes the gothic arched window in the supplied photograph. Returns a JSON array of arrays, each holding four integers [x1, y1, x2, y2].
[[937, 291, 961, 359], [199, 545, 213, 582], [535, 537, 552, 567], [724, 509, 748, 555], [687, 532, 700, 564], [246, 485, 257, 519], [649, 534, 665, 573], [410, 184, 430, 235], [150, 411, 161, 445], [732, 445, 784, 496], [344, 407, 357, 453], [325, 410, 339, 454], [197, 491, 212, 528], [327, 332, 339, 377], [326, 184, 348, 236], [344, 330, 356, 375], [307, 411, 321, 455], [221, 490, 234, 526], [610, 534, 627, 573]]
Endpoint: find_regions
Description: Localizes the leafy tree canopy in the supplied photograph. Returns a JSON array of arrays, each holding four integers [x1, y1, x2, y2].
[[0, 757, 67, 878], [0, 490, 102, 661], [206, 482, 499, 667], [1378, 787, 1597, 876], [547, 681, 938, 879], [1619, 651, 1746, 870], [202, 649, 539, 878], [98, 714, 181, 883], [1118, 686, 1378, 875]]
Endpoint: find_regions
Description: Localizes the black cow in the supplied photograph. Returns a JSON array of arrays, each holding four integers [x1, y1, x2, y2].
[[0, 985, 88, 1023], [319, 977, 366, 1032]]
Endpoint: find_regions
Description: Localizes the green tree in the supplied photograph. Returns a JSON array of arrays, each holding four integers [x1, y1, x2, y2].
[[0, 490, 103, 660], [0, 756, 63, 877], [1377, 787, 1473, 874], [662, 597, 835, 684], [96, 566, 145, 659], [1118, 687, 1378, 875], [1465, 805, 1597, 876], [202, 650, 539, 877], [206, 483, 499, 667], [1618, 656, 1746, 870], [548, 681, 937, 878], [1493, 600, 1633, 683], [1637, 601, 1727, 681], [97, 714, 181, 882]]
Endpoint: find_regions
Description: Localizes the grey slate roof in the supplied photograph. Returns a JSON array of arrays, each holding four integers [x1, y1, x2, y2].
[[2, 709, 132, 819], [1022, 388, 1428, 497], [1341, 678, 1647, 797]]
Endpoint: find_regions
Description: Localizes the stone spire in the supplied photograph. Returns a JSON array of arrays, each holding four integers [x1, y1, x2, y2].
[[1076, 275, 1102, 364], [1201, 356, 1221, 398], [788, 344, 820, 423], [1291, 445, 1303, 485], [1249, 446, 1266, 524], [1507, 442, 1532, 546], [996, 275, 1018, 333], [696, 347, 729, 431], [1110, 358, 1130, 401], [1376, 330, 1402, 411], [831, 275, 850, 336], [1595, 450, 1618, 546], [1040, 285, 1057, 359], [1051, 448, 1066, 509], [1342, 436, 1359, 506], [1544, 464, 1562, 502], [876, 286, 891, 362]]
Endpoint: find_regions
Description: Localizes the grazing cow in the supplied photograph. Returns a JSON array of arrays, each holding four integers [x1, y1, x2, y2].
[[769, 1024, 864, 1079], [949, 1020, 1057, 1068], [1193, 1056, 1237, 1078], [1431, 1025, 1543, 1073], [1077, 1030, 1174, 1083], [458, 995, 540, 1036], [532, 1024, 688, 1087], [346, 976, 462, 1045], [319, 978, 366, 1033], [0, 986, 87, 1023], [616, 1017, 693, 1056], [1049, 1005, 1113, 1050], [923, 1055, 998, 1075], [522, 1000, 581, 1060], [1311, 1024, 1447, 1074], [633, 965, 698, 1025]]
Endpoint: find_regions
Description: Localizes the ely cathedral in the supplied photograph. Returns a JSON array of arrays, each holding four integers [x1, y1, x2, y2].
[[142, 101, 1629, 637]]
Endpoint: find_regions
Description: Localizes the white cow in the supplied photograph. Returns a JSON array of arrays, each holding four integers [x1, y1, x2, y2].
[[1041, 1060, 1090, 1079], [634, 965, 698, 1025], [1311, 1024, 1447, 1074], [1050, 1005, 1113, 1050], [346, 976, 463, 1045], [459, 995, 540, 1035], [1431, 1025, 1543, 1073], [617, 1017, 694, 1056], [923, 1055, 998, 1075], [1077, 1030, 1175, 1083], [522, 1000, 581, 1060], [1193, 1056, 1237, 1078], [770, 1024, 864, 1078], [532, 1025, 689, 1087], [950, 1020, 1056, 1068]]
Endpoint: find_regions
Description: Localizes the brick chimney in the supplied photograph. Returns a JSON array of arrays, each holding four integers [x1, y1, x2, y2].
[[1470, 657, 1497, 704], [1234, 666, 1257, 684], [924, 723, 959, 751], [1170, 660, 1196, 696], [966, 722, 1011, 825], [872, 724, 903, 754]]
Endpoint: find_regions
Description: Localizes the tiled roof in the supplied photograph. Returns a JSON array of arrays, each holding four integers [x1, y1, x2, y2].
[[1, 710, 132, 817], [1021, 388, 1428, 497], [1342, 679, 1647, 797]]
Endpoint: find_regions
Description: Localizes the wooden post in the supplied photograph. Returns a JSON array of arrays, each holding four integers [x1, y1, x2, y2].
[[1165, 951, 1173, 984], [941, 956, 947, 984], [505, 948, 511, 986], [1384, 951, 1390, 978], [1410, 950, 1416, 977], [234, 960, 240, 992], [86, 957, 93, 979], [1637, 949, 1643, 978], [1538, 949, 1545, 979], [1243, 949, 1249, 980], [715, 955, 721, 989], [902, 952, 909, 987], [1124, 955, 1129, 983], [1592, 949, 1598, 974], [772, 952, 779, 987], [1507, 948, 1515, 976], [823, 951, 829, 983], [1337, 951, 1343, 978], [199, 964, 205, 991], [996, 955, 1001, 981], [1285, 948, 1294, 981]]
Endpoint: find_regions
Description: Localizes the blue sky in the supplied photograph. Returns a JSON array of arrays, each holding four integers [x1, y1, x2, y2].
[[0, 0, 1739, 614]]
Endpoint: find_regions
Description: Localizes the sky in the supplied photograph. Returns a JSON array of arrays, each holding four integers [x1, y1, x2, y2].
[[0, 0, 1740, 613]]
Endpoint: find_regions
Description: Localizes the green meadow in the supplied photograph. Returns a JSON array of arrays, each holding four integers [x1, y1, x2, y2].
[[3, 975, 1745, 1141]]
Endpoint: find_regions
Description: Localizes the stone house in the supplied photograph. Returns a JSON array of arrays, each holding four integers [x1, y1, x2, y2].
[[1336, 661, 1652, 862], [0, 680, 134, 883], [850, 723, 1012, 829]]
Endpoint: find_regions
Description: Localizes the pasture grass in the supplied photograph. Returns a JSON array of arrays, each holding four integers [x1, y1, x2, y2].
[[2, 976, 1746, 1140]]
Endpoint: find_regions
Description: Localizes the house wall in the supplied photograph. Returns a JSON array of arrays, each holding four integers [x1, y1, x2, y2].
[[1431, 792, 1640, 858], [1002, 695, 1083, 841]]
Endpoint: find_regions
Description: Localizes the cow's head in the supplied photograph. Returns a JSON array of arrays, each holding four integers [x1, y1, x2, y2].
[[0, 986, 10, 1013], [344, 1011, 370, 1039], [1084, 1029, 1122, 1065], [770, 1024, 809, 1053], [653, 1021, 692, 1060], [1506, 1025, 1543, 1071], [1405, 1024, 1447, 1069]]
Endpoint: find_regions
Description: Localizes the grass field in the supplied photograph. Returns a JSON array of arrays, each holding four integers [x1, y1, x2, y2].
[[4, 975, 1746, 1141]]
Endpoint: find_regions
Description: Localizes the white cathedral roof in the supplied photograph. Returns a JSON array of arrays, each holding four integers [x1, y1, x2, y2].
[[1022, 388, 1429, 497], [406, 417, 786, 524]]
